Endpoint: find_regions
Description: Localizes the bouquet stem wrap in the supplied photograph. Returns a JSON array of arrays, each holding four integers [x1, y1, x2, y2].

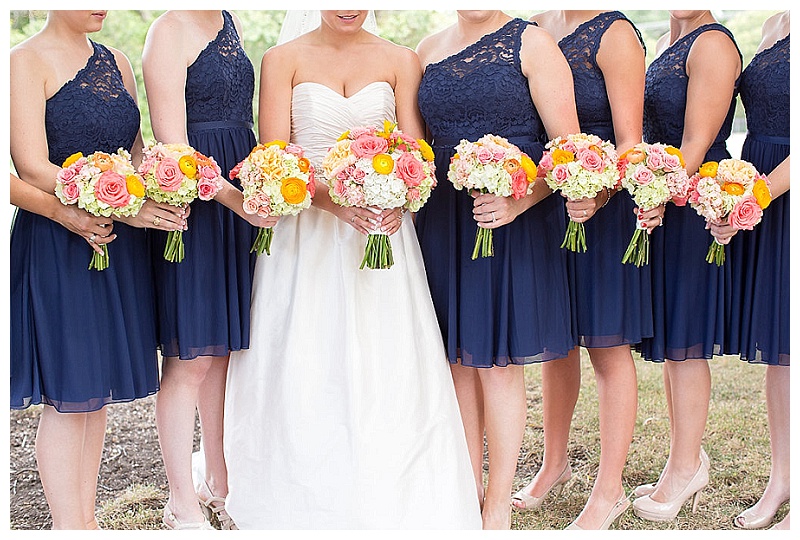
[[706, 238, 726, 266]]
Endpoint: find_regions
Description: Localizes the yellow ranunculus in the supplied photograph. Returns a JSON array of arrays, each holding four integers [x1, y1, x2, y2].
[[372, 153, 394, 175], [753, 178, 772, 209], [521, 154, 538, 180], [664, 146, 685, 168], [126, 174, 145, 198], [699, 161, 718, 178], [552, 148, 575, 166], [62, 152, 83, 168], [179, 155, 198, 178], [264, 140, 287, 149], [722, 182, 745, 196], [418, 139, 434, 162], [281, 177, 307, 205]]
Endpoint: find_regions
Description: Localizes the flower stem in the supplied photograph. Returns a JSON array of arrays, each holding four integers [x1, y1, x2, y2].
[[251, 227, 274, 255], [471, 227, 494, 260], [88, 244, 110, 271]]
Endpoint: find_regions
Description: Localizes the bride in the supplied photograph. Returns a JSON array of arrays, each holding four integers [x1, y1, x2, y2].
[[223, 11, 482, 529]]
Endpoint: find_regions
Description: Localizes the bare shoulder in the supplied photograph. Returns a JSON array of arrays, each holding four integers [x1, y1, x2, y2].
[[528, 10, 554, 26], [10, 34, 50, 76], [145, 10, 189, 44], [106, 45, 134, 73], [601, 16, 644, 50]]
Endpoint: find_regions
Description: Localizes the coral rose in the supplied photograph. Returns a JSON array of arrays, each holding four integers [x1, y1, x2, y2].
[[95, 170, 130, 208]]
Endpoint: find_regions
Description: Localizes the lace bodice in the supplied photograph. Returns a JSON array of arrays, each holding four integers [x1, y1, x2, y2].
[[291, 81, 396, 168], [560, 11, 644, 140], [185, 10, 254, 125], [644, 23, 741, 148], [45, 41, 140, 165], [418, 18, 546, 146], [739, 35, 789, 138]]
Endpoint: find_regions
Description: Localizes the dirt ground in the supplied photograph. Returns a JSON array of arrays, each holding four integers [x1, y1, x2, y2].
[[9, 395, 169, 530]]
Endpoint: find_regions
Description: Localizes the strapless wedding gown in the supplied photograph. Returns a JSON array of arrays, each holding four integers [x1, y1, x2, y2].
[[223, 81, 482, 529]]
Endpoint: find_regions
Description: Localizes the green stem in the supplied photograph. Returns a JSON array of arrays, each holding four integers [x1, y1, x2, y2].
[[251, 227, 274, 255], [471, 227, 494, 260], [88, 244, 110, 271], [360, 233, 394, 269], [164, 230, 185, 263]]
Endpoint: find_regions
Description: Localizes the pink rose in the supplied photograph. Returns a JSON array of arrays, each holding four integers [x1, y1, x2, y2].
[[60, 181, 81, 203], [350, 135, 389, 158], [538, 152, 554, 172], [407, 187, 421, 202], [57, 166, 80, 184], [576, 148, 604, 172], [229, 160, 244, 180], [307, 169, 316, 197], [197, 176, 221, 201], [351, 166, 366, 183], [395, 133, 420, 150], [155, 157, 183, 192], [395, 152, 425, 187], [285, 143, 304, 157], [663, 153, 682, 170], [562, 141, 577, 154], [645, 152, 664, 170], [243, 196, 260, 215], [94, 170, 130, 208], [257, 207, 270, 218], [552, 163, 570, 186], [350, 127, 372, 140], [633, 165, 655, 186], [475, 146, 493, 164], [199, 165, 220, 181], [728, 195, 763, 230], [511, 168, 528, 200], [333, 178, 347, 198]]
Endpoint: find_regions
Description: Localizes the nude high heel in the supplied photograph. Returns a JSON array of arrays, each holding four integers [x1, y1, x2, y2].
[[734, 497, 790, 530], [565, 493, 630, 530], [197, 478, 238, 530], [162, 503, 214, 530], [632, 458, 709, 522], [511, 462, 572, 511], [633, 447, 709, 498]]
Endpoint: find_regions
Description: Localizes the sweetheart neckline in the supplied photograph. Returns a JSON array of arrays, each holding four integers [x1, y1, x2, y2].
[[292, 80, 392, 99]]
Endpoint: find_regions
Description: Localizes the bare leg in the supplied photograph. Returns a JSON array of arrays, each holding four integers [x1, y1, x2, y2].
[[449, 362, 485, 506], [512, 350, 579, 508], [156, 355, 213, 523], [479, 364, 526, 530], [571, 345, 637, 528], [79, 408, 107, 528], [196, 355, 230, 498]]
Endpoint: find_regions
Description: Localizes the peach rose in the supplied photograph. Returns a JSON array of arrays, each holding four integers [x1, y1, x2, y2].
[[728, 195, 763, 230], [351, 135, 389, 158], [95, 170, 130, 208], [155, 157, 183, 192], [395, 152, 425, 187]]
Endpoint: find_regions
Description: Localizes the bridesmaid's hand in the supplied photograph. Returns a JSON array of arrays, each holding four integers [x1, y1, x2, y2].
[[377, 207, 404, 236], [471, 191, 526, 228], [122, 199, 189, 231], [633, 204, 665, 234], [709, 220, 738, 244], [564, 189, 608, 223], [55, 205, 116, 254]]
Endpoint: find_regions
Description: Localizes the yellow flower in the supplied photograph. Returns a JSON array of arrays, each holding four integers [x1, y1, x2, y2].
[[126, 174, 145, 198], [372, 153, 394, 175], [62, 152, 83, 168], [664, 146, 685, 168], [297, 157, 311, 173], [521, 154, 538, 180], [753, 178, 772, 209], [281, 177, 308, 204], [179, 155, 198, 178], [552, 148, 575, 166], [418, 139, 434, 162], [264, 140, 287, 149], [722, 182, 745, 196], [337, 130, 351, 142], [699, 161, 718, 178], [377, 120, 397, 139]]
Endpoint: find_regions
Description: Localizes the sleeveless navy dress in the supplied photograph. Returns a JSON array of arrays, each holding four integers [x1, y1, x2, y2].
[[10, 42, 159, 412], [561, 12, 653, 348], [726, 35, 789, 366], [416, 18, 574, 367], [149, 11, 258, 360], [638, 24, 741, 362]]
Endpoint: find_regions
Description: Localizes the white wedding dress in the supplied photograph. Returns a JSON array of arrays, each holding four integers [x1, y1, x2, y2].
[[223, 81, 482, 529]]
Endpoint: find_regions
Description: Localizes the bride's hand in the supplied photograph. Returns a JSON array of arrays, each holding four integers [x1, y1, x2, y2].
[[340, 207, 380, 235], [377, 207, 404, 236]]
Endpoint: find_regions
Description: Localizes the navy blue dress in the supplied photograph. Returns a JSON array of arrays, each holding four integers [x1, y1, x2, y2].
[[727, 34, 789, 366], [561, 12, 653, 348], [638, 24, 741, 362], [149, 11, 258, 360], [416, 18, 574, 367], [10, 42, 159, 412]]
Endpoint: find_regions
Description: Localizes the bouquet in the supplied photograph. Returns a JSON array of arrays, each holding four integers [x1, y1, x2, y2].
[[538, 133, 618, 252], [322, 120, 436, 269], [448, 134, 538, 259], [688, 158, 771, 266], [230, 140, 315, 255], [138, 142, 224, 262], [618, 142, 691, 266], [55, 148, 146, 270]]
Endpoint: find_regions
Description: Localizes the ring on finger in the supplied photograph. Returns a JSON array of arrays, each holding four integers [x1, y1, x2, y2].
[[583, 209, 588, 217], [658, 216, 664, 227], [153, 215, 161, 227], [351, 214, 357, 223], [89, 233, 96, 243], [491, 211, 496, 222]]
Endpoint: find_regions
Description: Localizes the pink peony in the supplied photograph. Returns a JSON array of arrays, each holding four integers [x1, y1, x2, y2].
[[728, 195, 763, 230], [350, 135, 389, 158], [394, 152, 425, 187], [576, 148, 604, 172], [511, 168, 528, 200], [155, 157, 183, 192], [407, 187, 421, 202], [94, 170, 131, 208], [633, 164, 655, 185]]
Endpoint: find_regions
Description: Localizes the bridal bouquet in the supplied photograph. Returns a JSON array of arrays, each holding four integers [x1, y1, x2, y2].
[[538, 133, 618, 252], [448, 134, 538, 259], [323, 120, 436, 269], [230, 140, 315, 255], [618, 142, 690, 266], [688, 158, 771, 266], [138, 142, 224, 262], [56, 148, 146, 270]]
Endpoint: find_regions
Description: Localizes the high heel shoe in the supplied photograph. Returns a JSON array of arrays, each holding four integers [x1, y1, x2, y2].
[[632, 458, 709, 522], [733, 497, 790, 529], [162, 503, 214, 530], [511, 462, 571, 511], [633, 447, 709, 498], [197, 478, 238, 530], [565, 493, 631, 530]]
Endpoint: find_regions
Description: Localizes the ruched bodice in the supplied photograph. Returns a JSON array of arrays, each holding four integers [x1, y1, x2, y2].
[[291, 81, 395, 168]]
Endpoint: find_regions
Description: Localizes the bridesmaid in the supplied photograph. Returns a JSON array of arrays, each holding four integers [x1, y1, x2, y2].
[[631, 10, 742, 522], [512, 10, 656, 530], [712, 10, 790, 531], [415, 10, 580, 529], [9, 10, 184, 529], [141, 10, 276, 530]]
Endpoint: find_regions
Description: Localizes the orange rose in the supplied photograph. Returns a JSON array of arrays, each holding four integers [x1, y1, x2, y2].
[[281, 177, 307, 204], [624, 148, 646, 164]]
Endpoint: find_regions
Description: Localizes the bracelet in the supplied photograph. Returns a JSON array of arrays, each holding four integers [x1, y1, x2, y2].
[[600, 187, 613, 208]]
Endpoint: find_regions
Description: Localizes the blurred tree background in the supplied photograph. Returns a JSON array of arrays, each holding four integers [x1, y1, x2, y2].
[[10, 9, 781, 144]]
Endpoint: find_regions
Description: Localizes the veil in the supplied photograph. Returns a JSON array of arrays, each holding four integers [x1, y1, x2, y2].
[[276, 10, 378, 45]]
